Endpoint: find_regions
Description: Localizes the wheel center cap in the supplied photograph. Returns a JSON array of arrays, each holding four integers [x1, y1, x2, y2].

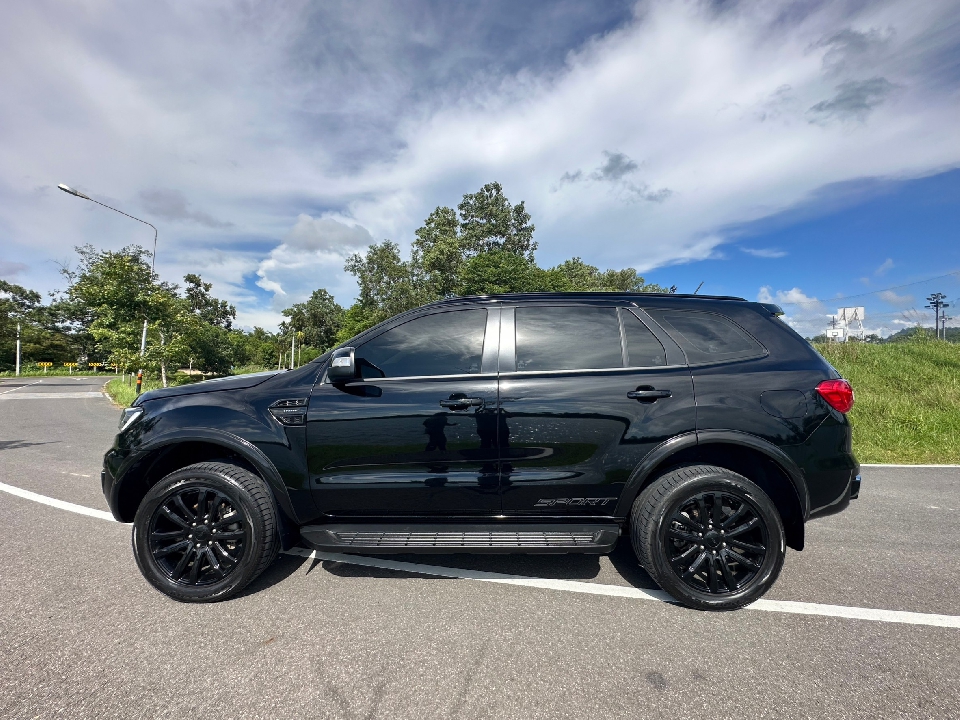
[[704, 530, 721, 549], [193, 524, 211, 542]]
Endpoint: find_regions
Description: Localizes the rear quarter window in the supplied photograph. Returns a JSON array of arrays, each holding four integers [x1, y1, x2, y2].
[[645, 309, 766, 365]]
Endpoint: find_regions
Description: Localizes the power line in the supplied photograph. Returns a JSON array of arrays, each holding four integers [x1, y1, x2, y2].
[[776, 270, 960, 307]]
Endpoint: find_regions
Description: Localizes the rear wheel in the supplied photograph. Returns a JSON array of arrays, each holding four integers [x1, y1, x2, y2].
[[631, 464, 785, 610], [132, 461, 278, 602]]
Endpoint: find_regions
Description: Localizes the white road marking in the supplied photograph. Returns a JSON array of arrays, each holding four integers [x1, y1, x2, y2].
[[0, 392, 105, 399], [0, 379, 43, 395], [283, 548, 960, 629], [1, 482, 958, 629], [861, 464, 960, 468], [0, 481, 119, 522]]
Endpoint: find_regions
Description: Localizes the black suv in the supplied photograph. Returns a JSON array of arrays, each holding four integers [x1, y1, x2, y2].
[[103, 293, 859, 609]]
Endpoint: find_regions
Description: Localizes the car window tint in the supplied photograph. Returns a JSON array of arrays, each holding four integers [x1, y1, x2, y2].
[[623, 311, 666, 367], [356, 309, 487, 378], [647, 309, 764, 364], [515, 306, 622, 372]]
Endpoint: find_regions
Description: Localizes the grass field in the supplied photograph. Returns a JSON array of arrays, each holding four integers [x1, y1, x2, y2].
[[816, 340, 960, 464]]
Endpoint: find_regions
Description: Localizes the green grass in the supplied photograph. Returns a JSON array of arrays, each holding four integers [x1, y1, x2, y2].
[[105, 372, 208, 407], [815, 340, 960, 464], [105, 377, 161, 407]]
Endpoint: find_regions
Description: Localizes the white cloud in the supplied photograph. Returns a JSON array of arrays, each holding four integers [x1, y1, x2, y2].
[[0, 1, 958, 328], [877, 289, 913, 305], [875, 258, 895, 276], [254, 215, 372, 311], [758, 286, 820, 306], [284, 215, 373, 253], [741, 247, 788, 259], [758, 285, 829, 337]]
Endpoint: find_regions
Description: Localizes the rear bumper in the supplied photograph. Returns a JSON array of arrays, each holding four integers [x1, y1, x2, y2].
[[784, 414, 859, 520], [850, 473, 861, 500]]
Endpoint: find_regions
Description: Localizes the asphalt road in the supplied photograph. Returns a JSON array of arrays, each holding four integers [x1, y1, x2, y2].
[[0, 375, 958, 719]]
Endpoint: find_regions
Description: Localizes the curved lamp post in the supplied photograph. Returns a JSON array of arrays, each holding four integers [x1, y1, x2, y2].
[[58, 184, 158, 393]]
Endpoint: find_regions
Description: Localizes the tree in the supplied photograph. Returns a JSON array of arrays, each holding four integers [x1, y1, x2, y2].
[[411, 206, 462, 299], [281, 289, 344, 352], [340, 240, 424, 340], [546, 258, 668, 293], [183, 273, 236, 329], [457, 181, 536, 259]]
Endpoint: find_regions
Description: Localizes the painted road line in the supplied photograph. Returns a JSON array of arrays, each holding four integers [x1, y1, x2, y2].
[[0, 379, 43, 395], [0, 481, 119, 522], [283, 546, 675, 602], [861, 464, 960, 468], [285, 547, 960, 629], [2, 482, 959, 629], [0, 392, 105, 399]]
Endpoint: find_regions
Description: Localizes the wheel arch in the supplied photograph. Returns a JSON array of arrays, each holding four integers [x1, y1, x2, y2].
[[114, 429, 298, 548], [616, 431, 808, 551]]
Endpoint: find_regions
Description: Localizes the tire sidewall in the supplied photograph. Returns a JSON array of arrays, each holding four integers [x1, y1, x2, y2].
[[132, 469, 266, 602], [647, 472, 785, 610]]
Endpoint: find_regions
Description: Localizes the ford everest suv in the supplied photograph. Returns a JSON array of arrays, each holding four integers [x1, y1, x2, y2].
[[103, 293, 860, 610]]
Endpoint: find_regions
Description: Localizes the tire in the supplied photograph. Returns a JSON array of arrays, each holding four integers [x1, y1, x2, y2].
[[132, 461, 279, 602], [630, 464, 785, 611]]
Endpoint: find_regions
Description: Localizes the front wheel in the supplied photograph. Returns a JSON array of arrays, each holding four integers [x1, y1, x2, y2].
[[132, 461, 279, 602], [630, 465, 786, 610]]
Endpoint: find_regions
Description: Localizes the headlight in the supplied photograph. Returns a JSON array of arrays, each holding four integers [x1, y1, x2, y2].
[[118, 407, 144, 432]]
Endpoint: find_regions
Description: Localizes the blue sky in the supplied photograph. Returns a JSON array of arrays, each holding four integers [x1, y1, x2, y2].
[[645, 169, 960, 335], [1, 0, 958, 337]]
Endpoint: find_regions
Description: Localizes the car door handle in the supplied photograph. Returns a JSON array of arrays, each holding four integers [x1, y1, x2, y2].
[[439, 397, 484, 409], [627, 389, 672, 401]]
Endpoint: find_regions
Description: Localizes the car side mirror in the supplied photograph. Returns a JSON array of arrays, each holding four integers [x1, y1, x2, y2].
[[328, 347, 356, 382]]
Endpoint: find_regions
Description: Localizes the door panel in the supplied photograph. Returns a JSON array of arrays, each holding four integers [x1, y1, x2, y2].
[[498, 367, 695, 515], [307, 376, 501, 516], [306, 306, 502, 517]]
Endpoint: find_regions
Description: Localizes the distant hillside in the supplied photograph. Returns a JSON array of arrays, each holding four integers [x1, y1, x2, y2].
[[884, 326, 960, 343], [814, 340, 960, 464]]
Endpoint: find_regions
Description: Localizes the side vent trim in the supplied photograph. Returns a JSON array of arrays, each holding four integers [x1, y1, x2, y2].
[[269, 398, 308, 426]]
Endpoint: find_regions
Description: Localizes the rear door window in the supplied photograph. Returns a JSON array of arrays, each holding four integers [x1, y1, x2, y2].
[[646, 309, 765, 364], [356, 309, 487, 378], [515, 306, 622, 372]]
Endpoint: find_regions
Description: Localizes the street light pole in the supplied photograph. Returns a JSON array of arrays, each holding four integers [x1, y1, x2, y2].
[[58, 184, 158, 392], [15, 323, 20, 377]]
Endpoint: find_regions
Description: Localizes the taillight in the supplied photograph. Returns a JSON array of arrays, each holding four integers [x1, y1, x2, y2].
[[816, 379, 854, 414]]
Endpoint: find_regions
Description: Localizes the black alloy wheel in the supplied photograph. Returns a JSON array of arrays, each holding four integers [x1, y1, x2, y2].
[[148, 486, 249, 587], [630, 464, 786, 610], [664, 490, 768, 595], [132, 462, 278, 603]]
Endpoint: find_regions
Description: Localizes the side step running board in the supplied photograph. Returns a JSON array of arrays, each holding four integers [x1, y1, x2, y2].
[[299, 523, 620, 554]]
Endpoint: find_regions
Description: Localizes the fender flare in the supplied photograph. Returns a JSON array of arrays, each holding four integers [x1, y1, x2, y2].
[[122, 427, 299, 527], [614, 430, 810, 521]]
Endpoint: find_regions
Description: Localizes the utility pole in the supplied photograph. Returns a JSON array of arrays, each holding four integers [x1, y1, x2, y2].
[[925, 293, 947, 339], [15, 323, 20, 376], [290, 329, 296, 370], [942, 309, 952, 340]]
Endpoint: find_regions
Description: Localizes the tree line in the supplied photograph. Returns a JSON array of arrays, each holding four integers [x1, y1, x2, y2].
[[1, 182, 667, 382]]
